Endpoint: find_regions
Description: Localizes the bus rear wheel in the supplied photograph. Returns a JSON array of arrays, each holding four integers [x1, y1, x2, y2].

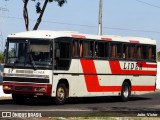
[[121, 82, 131, 102], [55, 83, 67, 105]]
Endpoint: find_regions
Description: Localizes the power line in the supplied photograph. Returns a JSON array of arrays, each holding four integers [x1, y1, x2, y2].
[[104, 27, 160, 34], [0, 15, 160, 34], [135, 0, 160, 9]]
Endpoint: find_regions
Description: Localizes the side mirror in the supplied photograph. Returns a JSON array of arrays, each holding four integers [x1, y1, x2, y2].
[[55, 49, 60, 58]]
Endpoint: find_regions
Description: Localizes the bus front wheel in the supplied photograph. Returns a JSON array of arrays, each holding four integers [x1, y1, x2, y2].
[[121, 82, 131, 102], [55, 83, 67, 105]]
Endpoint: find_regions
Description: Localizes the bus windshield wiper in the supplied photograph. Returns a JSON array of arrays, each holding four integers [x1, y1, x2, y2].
[[28, 53, 37, 70], [12, 60, 17, 69], [12, 58, 19, 69]]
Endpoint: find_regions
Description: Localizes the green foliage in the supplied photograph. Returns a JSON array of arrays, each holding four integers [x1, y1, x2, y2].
[[157, 51, 160, 61], [0, 52, 4, 63], [5, 0, 67, 30], [53, 0, 67, 7], [34, 0, 67, 13]]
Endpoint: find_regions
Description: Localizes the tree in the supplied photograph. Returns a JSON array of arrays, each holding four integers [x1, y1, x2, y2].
[[158, 51, 160, 61], [0, 52, 4, 63], [10, 0, 67, 31]]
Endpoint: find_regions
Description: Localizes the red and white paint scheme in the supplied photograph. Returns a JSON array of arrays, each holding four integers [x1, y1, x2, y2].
[[3, 30, 157, 104]]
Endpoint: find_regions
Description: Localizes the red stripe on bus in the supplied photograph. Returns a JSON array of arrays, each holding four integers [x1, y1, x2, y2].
[[72, 35, 86, 38], [80, 59, 121, 92], [129, 40, 140, 43], [101, 37, 112, 41], [131, 86, 155, 91], [137, 62, 157, 68], [109, 61, 156, 75], [80, 60, 156, 92]]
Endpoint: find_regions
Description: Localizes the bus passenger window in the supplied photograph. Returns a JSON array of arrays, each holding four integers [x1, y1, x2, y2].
[[123, 44, 129, 59], [136, 46, 142, 59], [94, 51, 98, 58], [95, 42, 108, 58], [148, 47, 152, 60], [123, 53, 125, 59], [80, 42, 82, 57], [110, 43, 122, 59], [81, 41, 93, 58], [142, 46, 148, 60], [110, 44, 116, 58], [72, 40, 79, 57], [54, 37, 72, 70], [128, 45, 135, 60], [148, 46, 156, 61], [117, 43, 122, 58]]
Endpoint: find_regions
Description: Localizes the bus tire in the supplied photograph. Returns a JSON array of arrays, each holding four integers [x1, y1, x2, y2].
[[121, 82, 131, 102], [12, 94, 26, 104], [55, 83, 67, 105]]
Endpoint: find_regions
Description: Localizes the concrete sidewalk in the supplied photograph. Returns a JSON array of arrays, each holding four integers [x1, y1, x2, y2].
[[0, 86, 11, 98]]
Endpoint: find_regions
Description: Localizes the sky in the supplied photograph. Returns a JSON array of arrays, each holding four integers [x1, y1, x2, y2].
[[0, 0, 160, 88], [0, 0, 160, 51]]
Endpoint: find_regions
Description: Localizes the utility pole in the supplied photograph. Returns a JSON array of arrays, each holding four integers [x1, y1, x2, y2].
[[98, 0, 102, 35]]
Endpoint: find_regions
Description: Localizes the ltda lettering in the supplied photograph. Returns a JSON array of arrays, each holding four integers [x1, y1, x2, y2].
[[123, 63, 142, 70]]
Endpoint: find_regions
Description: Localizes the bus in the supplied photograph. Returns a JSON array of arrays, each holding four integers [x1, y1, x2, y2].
[[3, 30, 157, 104]]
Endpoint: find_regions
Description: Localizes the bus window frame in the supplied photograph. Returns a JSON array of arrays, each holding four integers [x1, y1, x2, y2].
[[94, 40, 109, 60], [70, 37, 156, 62], [79, 39, 94, 59], [109, 41, 123, 60], [54, 37, 72, 70]]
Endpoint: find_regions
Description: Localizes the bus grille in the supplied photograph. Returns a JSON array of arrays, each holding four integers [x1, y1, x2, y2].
[[15, 86, 33, 92]]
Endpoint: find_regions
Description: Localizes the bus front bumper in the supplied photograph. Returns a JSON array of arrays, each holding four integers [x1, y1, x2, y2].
[[3, 82, 52, 97]]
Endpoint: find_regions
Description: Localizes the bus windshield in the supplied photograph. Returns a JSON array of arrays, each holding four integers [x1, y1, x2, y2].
[[5, 39, 52, 69]]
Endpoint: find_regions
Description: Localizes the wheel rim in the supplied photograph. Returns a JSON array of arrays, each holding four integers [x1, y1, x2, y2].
[[123, 86, 129, 98], [57, 87, 65, 101]]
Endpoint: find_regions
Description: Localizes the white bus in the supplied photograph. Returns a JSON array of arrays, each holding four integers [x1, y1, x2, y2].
[[3, 30, 157, 104]]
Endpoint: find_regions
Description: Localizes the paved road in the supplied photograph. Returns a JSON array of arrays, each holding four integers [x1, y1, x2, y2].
[[0, 91, 160, 117]]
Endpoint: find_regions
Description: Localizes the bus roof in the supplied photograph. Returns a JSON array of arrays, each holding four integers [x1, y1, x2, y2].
[[8, 30, 156, 45]]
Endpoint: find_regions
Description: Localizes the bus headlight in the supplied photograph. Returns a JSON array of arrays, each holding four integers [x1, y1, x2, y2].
[[34, 87, 46, 92], [3, 85, 13, 90]]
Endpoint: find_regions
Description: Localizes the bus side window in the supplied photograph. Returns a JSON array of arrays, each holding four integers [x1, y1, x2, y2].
[[136, 45, 142, 59], [116, 43, 122, 58], [95, 41, 109, 58], [110, 43, 116, 58], [123, 44, 129, 59], [80, 42, 82, 57], [81, 40, 93, 58], [54, 37, 72, 70], [149, 46, 156, 61], [72, 40, 79, 58], [110, 43, 122, 59], [128, 45, 135, 60], [148, 46, 152, 60], [94, 43, 98, 58], [142, 45, 148, 60], [82, 41, 88, 57]]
